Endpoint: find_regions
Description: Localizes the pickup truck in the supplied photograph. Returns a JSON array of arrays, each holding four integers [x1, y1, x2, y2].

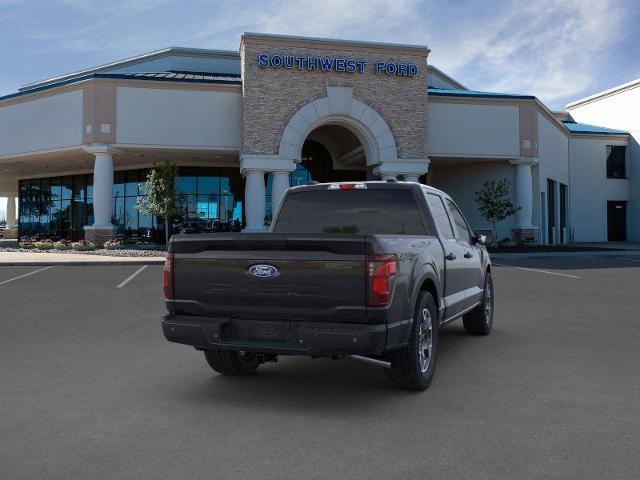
[[162, 181, 493, 391]]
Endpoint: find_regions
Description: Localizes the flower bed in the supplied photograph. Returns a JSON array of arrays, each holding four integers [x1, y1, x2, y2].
[[54, 239, 73, 250], [104, 238, 124, 250], [71, 240, 96, 251]]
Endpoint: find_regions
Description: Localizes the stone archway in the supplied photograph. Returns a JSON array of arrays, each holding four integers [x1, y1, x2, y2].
[[278, 86, 398, 167]]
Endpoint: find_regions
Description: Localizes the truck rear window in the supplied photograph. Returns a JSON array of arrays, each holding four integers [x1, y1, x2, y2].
[[273, 189, 426, 235]]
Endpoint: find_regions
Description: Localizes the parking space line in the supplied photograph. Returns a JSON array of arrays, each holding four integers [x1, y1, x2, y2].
[[0, 266, 53, 286], [492, 263, 581, 279], [116, 265, 149, 289]]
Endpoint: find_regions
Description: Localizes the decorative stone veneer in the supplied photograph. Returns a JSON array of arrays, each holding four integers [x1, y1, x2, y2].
[[240, 35, 429, 161]]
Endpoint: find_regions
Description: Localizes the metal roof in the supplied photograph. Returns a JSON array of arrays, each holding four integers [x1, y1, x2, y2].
[[0, 71, 241, 103], [428, 87, 535, 100], [562, 121, 628, 135], [19, 47, 240, 92]]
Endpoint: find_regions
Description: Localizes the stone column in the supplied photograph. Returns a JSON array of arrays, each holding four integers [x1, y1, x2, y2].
[[374, 159, 429, 183], [510, 158, 538, 242], [240, 154, 296, 232], [271, 171, 290, 213], [84, 145, 117, 245], [6, 195, 16, 228], [244, 170, 266, 231], [2, 194, 18, 239]]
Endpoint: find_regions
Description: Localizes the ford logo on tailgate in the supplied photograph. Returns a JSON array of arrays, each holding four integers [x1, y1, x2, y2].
[[247, 264, 280, 279]]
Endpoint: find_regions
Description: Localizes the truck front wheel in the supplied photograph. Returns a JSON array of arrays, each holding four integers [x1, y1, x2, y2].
[[384, 291, 439, 391], [204, 349, 260, 376]]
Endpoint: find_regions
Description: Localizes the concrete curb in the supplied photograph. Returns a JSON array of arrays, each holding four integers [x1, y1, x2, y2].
[[0, 259, 166, 266], [491, 250, 640, 259]]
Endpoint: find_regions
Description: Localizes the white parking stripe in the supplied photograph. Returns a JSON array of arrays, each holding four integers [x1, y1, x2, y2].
[[492, 263, 581, 279], [116, 265, 148, 289], [0, 266, 53, 286]]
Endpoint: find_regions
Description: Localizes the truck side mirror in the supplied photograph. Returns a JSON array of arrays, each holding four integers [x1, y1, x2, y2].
[[473, 231, 487, 245]]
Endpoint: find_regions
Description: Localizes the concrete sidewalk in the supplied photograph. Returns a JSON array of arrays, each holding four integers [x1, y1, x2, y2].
[[491, 250, 640, 259], [0, 251, 165, 266]]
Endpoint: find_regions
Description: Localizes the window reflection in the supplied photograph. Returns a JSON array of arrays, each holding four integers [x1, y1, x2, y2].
[[18, 167, 245, 241]]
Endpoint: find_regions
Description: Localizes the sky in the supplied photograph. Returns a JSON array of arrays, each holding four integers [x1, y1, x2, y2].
[[1, 0, 640, 216], [1, 0, 639, 108]]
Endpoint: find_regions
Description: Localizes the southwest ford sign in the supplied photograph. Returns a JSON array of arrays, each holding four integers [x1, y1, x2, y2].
[[257, 54, 418, 77]]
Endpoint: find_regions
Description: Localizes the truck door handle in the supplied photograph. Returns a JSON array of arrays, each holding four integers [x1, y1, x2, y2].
[[464, 252, 473, 259], [445, 253, 456, 261]]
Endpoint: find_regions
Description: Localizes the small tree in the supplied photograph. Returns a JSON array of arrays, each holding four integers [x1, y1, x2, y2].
[[474, 179, 520, 245], [136, 161, 181, 247]]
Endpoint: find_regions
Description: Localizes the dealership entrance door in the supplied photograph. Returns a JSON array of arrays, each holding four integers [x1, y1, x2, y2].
[[301, 124, 367, 183], [607, 201, 627, 241], [265, 124, 367, 223]]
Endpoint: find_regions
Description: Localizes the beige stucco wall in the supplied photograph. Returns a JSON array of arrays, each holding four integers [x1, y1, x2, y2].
[[0, 90, 83, 157], [240, 36, 428, 160], [116, 86, 242, 148], [427, 101, 520, 157]]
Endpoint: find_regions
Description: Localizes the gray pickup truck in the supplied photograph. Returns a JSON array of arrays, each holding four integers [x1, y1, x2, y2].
[[162, 181, 493, 390]]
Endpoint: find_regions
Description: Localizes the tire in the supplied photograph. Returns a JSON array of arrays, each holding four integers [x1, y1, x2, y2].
[[463, 271, 494, 335], [384, 291, 439, 391], [204, 349, 260, 376]]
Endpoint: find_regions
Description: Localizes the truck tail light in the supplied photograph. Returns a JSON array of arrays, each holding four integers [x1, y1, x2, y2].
[[164, 252, 175, 300], [366, 254, 397, 307]]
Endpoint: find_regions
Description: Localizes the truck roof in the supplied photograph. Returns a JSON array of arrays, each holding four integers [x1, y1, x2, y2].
[[288, 180, 450, 198]]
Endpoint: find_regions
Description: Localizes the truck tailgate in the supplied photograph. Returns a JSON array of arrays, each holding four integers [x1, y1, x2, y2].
[[171, 234, 367, 322]]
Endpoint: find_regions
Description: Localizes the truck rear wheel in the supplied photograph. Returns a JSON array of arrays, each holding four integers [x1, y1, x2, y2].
[[384, 291, 439, 391], [463, 271, 494, 335], [204, 349, 260, 376]]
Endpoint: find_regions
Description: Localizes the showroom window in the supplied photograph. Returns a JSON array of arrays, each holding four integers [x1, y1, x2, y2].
[[173, 167, 245, 232], [18, 167, 244, 241], [606, 145, 626, 179]]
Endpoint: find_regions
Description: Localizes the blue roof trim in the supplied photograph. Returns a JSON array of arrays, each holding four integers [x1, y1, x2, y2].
[[428, 87, 535, 100], [0, 72, 242, 102], [562, 121, 628, 135]]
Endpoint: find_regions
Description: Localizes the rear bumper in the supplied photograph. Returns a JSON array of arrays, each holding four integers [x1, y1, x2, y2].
[[162, 314, 388, 356]]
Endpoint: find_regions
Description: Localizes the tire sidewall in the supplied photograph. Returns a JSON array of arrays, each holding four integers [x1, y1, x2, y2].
[[410, 292, 439, 389], [483, 272, 494, 332]]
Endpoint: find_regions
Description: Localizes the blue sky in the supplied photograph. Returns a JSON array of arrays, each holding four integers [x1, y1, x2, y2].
[[1, 0, 639, 108], [1, 0, 639, 218]]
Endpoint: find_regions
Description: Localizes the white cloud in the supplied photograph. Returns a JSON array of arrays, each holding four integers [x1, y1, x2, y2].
[[3, 0, 635, 108], [426, 0, 631, 107]]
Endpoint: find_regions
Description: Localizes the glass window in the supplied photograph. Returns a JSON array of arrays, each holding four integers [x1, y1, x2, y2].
[[113, 171, 125, 199], [446, 199, 472, 243], [273, 189, 426, 235], [73, 175, 86, 202], [198, 176, 219, 195], [18, 167, 244, 241], [125, 171, 139, 196], [61, 177, 73, 200], [49, 177, 61, 203], [113, 196, 125, 230], [606, 146, 626, 179], [175, 175, 197, 194], [87, 175, 93, 200], [124, 197, 138, 232], [426, 193, 455, 239]]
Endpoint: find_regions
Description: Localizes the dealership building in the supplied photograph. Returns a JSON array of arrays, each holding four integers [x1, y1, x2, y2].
[[0, 33, 637, 244]]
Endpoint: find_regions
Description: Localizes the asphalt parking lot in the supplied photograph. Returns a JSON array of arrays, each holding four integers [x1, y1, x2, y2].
[[1, 255, 639, 479]]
